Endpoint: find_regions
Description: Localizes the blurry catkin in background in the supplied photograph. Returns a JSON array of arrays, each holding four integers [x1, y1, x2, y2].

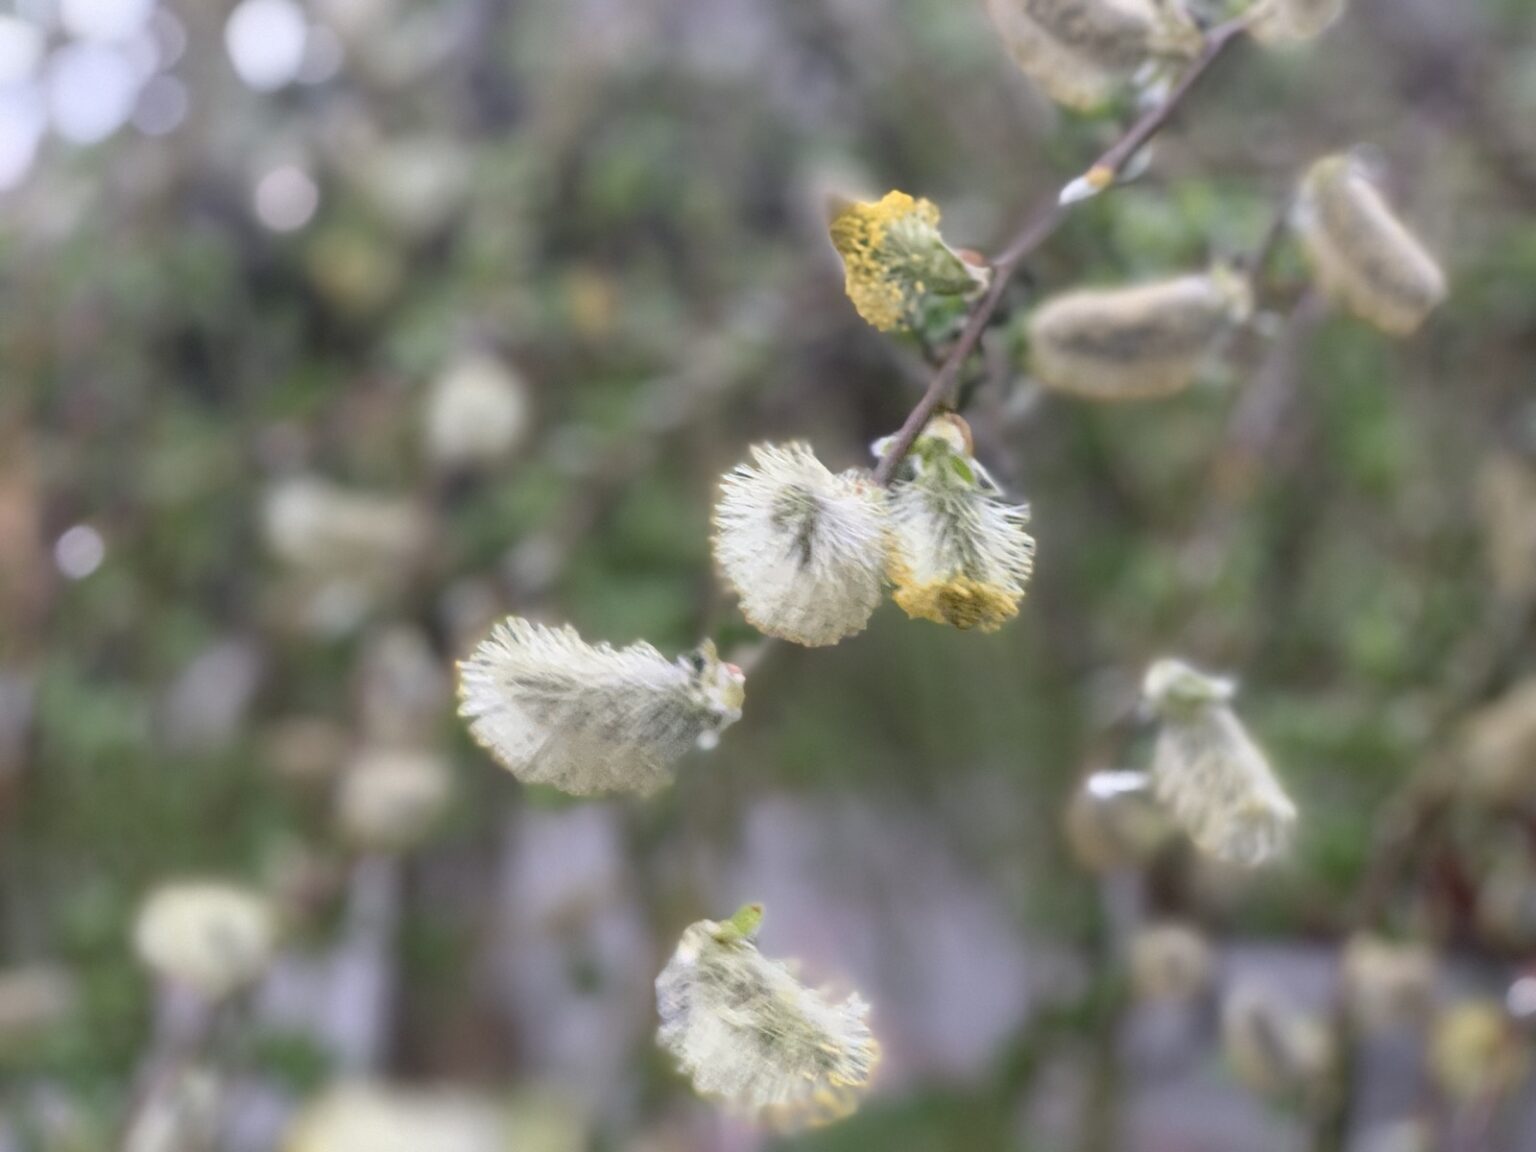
[[1295, 154, 1446, 334], [1027, 270, 1252, 400], [1221, 983, 1333, 1102], [132, 882, 278, 1002], [1142, 659, 1296, 867], [712, 442, 891, 647], [985, 0, 1202, 109], [1250, 0, 1348, 45]]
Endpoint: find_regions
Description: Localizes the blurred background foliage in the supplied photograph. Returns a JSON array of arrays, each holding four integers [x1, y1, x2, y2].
[[1, 0, 1535, 1149]]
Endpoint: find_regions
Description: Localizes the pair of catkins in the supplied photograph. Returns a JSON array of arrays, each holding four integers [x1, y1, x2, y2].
[[1030, 152, 1445, 400]]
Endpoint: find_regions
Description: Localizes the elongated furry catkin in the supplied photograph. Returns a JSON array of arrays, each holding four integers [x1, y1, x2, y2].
[[1296, 154, 1446, 334], [1142, 659, 1296, 866], [656, 906, 880, 1128], [1028, 271, 1251, 399], [986, 0, 1202, 109], [457, 618, 744, 796], [1251, 0, 1347, 44]]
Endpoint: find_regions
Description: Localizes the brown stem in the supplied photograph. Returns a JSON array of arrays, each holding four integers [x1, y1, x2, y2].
[[870, 16, 1254, 487]]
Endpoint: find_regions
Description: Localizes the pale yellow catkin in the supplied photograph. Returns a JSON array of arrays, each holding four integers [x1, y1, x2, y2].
[[986, 0, 1202, 109], [1296, 155, 1446, 334], [1251, 0, 1347, 45], [1028, 272, 1251, 400]]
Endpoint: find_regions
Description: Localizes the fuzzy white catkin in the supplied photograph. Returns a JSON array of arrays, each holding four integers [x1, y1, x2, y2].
[[424, 351, 530, 471], [986, 0, 1201, 109], [1142, 659, 1296, 867], [457, 617, 745, 797], [1028, 272, 1252, 400], [1251, 0, 1347, 44], [132, 882, 278, 1000], [262, 477, 428, 575], [285, 1083, 510, 1152], [1295, 155, 1446, 335], [656, 913, 880, 1127], [713, 443, 890, 647], [335, 748, 453, 854], [885, 417, 1036, 632]]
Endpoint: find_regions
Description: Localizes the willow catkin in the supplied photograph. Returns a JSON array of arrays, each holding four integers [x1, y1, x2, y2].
[[1222, 983, 1333, 1101], [1429, 1001, 1530, 1102], [1251, 0, 1347, 45], [1295, 154, 1446, 334], [656, 905, 880, 1128], [335, 748, 453, 854], [1340, 935, 1435, 1033], [1028, 270, 1252, 400], [456, 618, 745, 797], [884, 415, 1036, 632], [1063, 769, 1175, 872], [986, 0, 1202, 110], [424, 351, 530, 472], [1456, 677, 1536, 802], [1142, 659, 1296, 867], [827, 192, 986, 333], [132, 882, 278, 1001], [285, 1083, 510, 1152], [1129, 922, 1212, 1002], [712, 443, 890, 647]]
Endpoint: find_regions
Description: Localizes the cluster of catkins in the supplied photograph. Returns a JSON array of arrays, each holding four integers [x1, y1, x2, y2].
[[449, 0, 1455, 1129]]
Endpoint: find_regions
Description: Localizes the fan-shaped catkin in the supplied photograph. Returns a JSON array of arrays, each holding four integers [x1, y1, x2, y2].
[[656, 904, 880, 1128], [713, 443, 890, 647], [1142, 659, 1296, 866], [457, 617, 745, 797], [986, 0, 1202, 109], [884, 415, 1036, 632], [1251, 0, 1347, 44], [1028, 271, 1252, 399], [1295, 155, 1446, 334], [133, 882, 278, 1001], [828, 192, 987, 333]]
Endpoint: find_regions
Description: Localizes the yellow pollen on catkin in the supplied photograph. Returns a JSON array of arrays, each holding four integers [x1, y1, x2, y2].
[[890, 572, 1021, 633], [828, 192, 946, 333]]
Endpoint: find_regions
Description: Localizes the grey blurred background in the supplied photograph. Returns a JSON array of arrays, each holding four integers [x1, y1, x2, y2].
[[1, 0, 1535, 1149]]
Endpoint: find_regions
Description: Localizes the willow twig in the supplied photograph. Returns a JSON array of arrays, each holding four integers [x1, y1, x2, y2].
[[871, 15, 1255, 486]]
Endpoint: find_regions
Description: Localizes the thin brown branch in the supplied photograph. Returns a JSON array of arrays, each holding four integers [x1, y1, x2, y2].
[[871, 16, 1254, 487]]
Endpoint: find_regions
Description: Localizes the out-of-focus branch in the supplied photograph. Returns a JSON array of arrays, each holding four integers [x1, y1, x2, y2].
[[871, 15, 1255, 486]]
